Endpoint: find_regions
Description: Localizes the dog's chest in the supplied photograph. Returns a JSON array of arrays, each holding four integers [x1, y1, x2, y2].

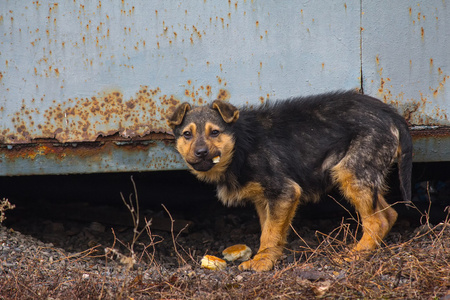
[[216, 181, 264, 206]]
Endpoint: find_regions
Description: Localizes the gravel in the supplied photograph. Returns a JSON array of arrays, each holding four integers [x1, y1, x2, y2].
[[1, 175, 450, 298]]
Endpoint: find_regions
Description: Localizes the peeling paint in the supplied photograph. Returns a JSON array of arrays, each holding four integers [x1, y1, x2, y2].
[[1, 85, 234, 144], [3, 86, 179, 144]]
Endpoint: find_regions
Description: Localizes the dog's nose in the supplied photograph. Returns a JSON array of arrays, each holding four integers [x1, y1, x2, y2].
[[194, 147, 209, 158]]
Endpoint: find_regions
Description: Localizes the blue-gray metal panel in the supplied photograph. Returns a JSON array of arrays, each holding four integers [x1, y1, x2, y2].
[[361, 1, 450, 163], [0, 140, 185, 176], [1, 0, 361, 144], [411, 129, 450, 162], [2, 1, 448, 176], [361, 1, 449, 126], [0, 0, 363, 175]]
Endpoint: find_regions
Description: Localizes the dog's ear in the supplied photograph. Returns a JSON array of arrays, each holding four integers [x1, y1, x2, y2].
[[167, 102, 191, 129], [212, 100, 239, 123]]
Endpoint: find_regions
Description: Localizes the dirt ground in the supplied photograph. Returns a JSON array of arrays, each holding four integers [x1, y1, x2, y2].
[[1, 167, 450, 299]]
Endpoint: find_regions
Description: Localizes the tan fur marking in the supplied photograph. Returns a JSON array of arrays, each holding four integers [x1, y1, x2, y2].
[[392, 126, 402, 163], [332, 162, 397, 254], [217, 181, 264, 207], [204, 122, 221, 137], [239, 180, 301, 271], [390, 126, 400, 141], [397, 145, 402, 158], [175, 123, 197, 161]]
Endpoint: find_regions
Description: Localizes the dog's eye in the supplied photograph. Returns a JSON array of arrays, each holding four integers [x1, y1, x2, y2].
[[210, 130, 220, 137], [183, 131, 192, 139]]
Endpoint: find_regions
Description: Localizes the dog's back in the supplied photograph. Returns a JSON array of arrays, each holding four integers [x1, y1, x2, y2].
[[231, 91, 412, 204]]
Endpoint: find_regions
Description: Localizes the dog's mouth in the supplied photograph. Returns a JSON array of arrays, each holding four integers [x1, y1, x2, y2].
[[188, 154, 221, 172]]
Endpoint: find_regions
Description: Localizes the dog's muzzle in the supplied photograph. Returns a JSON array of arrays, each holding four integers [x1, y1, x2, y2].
[[188, 148, 221, 172]]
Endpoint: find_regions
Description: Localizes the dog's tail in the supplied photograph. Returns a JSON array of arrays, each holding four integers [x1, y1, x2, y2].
[[396, 122, 413, 203]]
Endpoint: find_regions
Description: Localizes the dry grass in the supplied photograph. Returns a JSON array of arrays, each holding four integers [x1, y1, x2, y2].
[[1, 182, 450, 299], [2, 215, 450, 299], [0, 198, 15, 224]]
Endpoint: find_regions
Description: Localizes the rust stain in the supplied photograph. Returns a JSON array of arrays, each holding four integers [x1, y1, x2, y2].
[[216, 89, 230, 101], [387, 92, 448, 126], [376, 55, 383, 77], [7, 86, 181, 144], [1, 135, 174, 163], [378, 63, 449, 126], [206, 85, 212, 97], [402, 102, 420, 124], [192, 25, 202, 39], [3, 86, 233, 146], [182, 80, 228, 106], [411, 127, 450, 139], [432, 73, 449, 98], [378, 78, 385, 94]]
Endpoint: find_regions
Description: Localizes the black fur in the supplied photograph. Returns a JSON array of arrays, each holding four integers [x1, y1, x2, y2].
[[223, 91, 412, 205]]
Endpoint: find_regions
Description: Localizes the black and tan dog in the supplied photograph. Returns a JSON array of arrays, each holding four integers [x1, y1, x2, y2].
[[168, 91, 412, 272]]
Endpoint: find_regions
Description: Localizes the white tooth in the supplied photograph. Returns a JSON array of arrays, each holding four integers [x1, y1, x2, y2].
[[212, 156, 221, 164]]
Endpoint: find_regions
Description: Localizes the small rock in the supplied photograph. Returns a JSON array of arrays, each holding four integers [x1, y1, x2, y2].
[[311, 280, 331, 297], [45, 222, 65, 233], [89, 222, 105, 233]]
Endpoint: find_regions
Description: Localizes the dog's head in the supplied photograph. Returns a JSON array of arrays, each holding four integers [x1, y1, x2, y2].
[[167, 100, 239, 181]]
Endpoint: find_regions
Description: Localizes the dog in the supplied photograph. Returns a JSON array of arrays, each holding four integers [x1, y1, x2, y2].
[[167, 91, 413, 272]]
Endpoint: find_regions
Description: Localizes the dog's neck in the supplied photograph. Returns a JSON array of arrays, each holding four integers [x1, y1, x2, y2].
[[191, 166, 247, 206], [216, 174, 244, 206]]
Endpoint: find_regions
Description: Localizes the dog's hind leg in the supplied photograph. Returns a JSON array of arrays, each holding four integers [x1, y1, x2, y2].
[[332, 163, 397, 256], [351, 192, 397, 253], [239, 180, 301, 272]]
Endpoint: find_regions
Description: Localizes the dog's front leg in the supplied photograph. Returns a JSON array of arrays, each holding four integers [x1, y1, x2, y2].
[[239, 182, 300, 272]]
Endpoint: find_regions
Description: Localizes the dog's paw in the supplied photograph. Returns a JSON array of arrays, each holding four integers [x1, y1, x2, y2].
[[238, 254, 274, 272]]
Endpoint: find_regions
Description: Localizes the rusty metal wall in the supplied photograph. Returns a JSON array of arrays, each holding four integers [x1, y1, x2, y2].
[[361, 1, 450, 163], [0, 1, 448, 176]]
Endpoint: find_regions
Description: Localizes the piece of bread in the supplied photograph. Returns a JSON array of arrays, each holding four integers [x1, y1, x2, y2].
[[222, 244, 252, 262], [200, 255, 227, 270]]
